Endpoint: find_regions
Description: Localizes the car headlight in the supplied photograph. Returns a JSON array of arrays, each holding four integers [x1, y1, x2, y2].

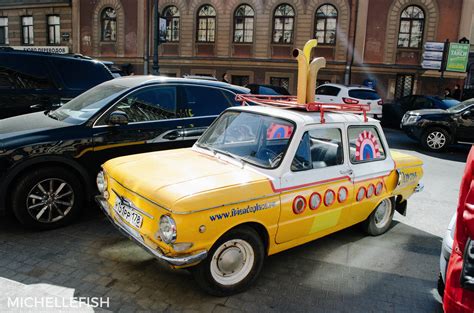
[[402, 114, 421, 125], [159, 215, 177, 244], [96, 171, 107, 193]]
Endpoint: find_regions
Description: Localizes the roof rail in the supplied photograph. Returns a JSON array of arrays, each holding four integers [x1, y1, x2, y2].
[[235, 94, 369, 123]]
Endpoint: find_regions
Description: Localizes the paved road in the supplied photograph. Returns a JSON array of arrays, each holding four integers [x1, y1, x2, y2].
[[0, 129, 470, 313]]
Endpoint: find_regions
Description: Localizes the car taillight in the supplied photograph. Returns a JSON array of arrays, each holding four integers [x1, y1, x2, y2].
[[342, 97, 359, 104], [378, 100, 383, 105]]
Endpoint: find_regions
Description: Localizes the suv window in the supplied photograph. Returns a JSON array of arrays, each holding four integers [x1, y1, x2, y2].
[[0, 56, 56, 89], [413, 96, 433, 109], [348, 89, 380, 100], [316, 86, 340, 96], [292, 128, 344, 171], [53, 59, 111, 89], [348, 126, 386, 163], [182, 86, 234, 117], [108, 86, 177, 123]]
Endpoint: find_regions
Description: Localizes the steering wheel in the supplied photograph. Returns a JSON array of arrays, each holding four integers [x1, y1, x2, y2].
[[259, 148, 283, 167]]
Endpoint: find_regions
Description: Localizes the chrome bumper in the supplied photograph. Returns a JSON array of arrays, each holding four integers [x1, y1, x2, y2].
[[95, 195, 207, 267], [414, 182, 424, 193]]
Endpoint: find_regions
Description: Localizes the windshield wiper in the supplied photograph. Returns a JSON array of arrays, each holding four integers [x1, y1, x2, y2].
[[47, 111, 59, 120], [196, 143, 214, 153]]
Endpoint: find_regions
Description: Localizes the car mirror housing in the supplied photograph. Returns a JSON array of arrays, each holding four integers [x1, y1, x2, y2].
[[107, 111, 129, 126], [462, 110, 472, 119]]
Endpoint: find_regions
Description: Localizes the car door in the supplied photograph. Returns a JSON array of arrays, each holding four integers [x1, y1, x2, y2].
[[179, 85, 238, 144], [91, 84, 188, 169], [455, 106, 474, 142], [346, 124, 394, 222], [315, 85, 341, 103], [276, 124, 354, 243]]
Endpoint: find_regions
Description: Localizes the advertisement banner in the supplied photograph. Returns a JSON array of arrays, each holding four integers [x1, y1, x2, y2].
[[446, 43, 469, 73]]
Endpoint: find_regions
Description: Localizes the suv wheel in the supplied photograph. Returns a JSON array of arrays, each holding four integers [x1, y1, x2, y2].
[[11, 167, 84, 230], [421, 128, 450, 151]]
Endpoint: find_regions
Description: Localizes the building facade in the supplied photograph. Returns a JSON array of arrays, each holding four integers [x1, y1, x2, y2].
[[0, 0, 73, 53], [2, 0, 474, 100]]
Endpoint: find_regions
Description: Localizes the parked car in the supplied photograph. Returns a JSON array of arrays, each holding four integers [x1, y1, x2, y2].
[[382, 95, 460, 128], [315, 84, 383, 119], [97, 102, 424, 296], [438, 213, 457, 297], [401, 99, 474, 151], [0, 76, 249, 230], [0, 48, 114, 119], [245, 84, 291, 95]]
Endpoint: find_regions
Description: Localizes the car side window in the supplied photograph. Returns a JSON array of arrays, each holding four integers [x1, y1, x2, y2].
[[181, 86, 233, 117], [105, 86, 177, 123], [399, 96, 413, 110], [316, 86, 340, 96], [53, 59, 110, 90], [348, 126, 386, 163], [414, 96, 433, 109], [0, 56, 56, 90], [292, 128, 344, 171]]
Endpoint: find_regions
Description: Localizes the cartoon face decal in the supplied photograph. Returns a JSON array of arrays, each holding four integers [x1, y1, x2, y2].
[[267, 123, 294, 140], [355, 130, 381, 161], [293, 196, 306, 214]]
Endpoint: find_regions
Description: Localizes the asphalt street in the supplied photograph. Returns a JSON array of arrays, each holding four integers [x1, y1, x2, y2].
[[0, 128, 471, 313]]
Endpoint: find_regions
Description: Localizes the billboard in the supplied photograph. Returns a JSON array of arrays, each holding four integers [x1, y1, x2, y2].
[[446, 43, 469, 73]]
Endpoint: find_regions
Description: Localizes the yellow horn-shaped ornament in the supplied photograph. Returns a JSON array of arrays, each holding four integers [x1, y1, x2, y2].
[[292, 48, 308, 104], [303, 39, 318, 63], [306, 57, 327, 103]]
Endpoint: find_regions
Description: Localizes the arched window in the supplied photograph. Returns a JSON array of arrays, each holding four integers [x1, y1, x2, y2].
[[315, 4, 337, 45], [234, 4, 254, 43], [163, 6, 180, 42], [397, 5, 424, 48], [197, 5, 216, 42], [272, 4, 295, 44], [101, 7, 117, 42]]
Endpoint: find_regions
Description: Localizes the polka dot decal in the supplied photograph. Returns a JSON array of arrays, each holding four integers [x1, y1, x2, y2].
[[375, 182, 384, 196], [309, 192, 322, 210], [338, 187, 348, 203], [366, 184, 375, 198], [324, 190, 336, 206], [357, 187, 366, 202], [293, 196, 306, 214]]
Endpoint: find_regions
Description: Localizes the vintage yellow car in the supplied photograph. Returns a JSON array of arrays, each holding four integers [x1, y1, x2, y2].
[[96, 40, 423, 296], [96, 103, 423, 295]]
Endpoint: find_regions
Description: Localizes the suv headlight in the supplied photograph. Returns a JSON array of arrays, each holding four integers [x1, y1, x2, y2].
[[159, 215, 177, 244], [402, 114, 421, 125], [96, 171, 107, 193]]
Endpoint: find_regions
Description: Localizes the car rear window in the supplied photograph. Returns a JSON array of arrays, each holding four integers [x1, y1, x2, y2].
[[316, 86, 340, 96], [348, 89, 380, 100], [53, 59, 112, 90]]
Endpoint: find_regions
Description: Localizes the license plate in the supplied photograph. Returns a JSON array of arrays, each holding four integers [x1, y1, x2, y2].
[[114, 201, 143, 229]]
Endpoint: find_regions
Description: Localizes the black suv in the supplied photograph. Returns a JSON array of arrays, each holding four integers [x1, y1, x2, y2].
[[0, 76, 249, 229], [401, 99, 474, 151], [0, 49, 114, 119]]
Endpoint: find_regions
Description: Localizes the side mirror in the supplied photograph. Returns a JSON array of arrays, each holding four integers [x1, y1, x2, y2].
[[107, 111, 129, 126], [462, 110, 472, 119]]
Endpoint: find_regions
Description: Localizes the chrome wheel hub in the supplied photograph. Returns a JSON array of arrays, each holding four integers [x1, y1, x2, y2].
[[210, 239, 254, 286], [427, 132, 446, 149], [26, 178, 74, 223], [374, 199, 392, 228]]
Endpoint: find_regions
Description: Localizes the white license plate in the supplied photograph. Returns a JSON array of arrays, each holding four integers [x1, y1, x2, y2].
[[114, 201, 143, 229]]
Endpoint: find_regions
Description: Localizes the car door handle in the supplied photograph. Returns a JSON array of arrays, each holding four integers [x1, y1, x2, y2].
[[163, 130, 182, 140], [340, 169, 353, 175], [184, 127, 207, 138]]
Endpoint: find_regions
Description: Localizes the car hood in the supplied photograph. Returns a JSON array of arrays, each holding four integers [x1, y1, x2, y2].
[[0, 112, 70, 146], [103, 148, 274, 213], [408, 109, 449, 115]]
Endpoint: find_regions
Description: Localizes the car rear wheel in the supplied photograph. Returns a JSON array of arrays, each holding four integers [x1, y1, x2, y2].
[[191, 226, 265, 296], [421, 128, 450, 152], [11, 167, 83, 230], [363, 198, 394, 236]]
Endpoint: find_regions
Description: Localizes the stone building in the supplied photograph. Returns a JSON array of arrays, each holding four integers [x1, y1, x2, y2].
[[0, 0, 73, 53]]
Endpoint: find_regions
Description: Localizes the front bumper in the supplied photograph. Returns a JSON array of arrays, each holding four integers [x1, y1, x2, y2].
[[96, 195, 207, 267], [401, 125, 424, 141]]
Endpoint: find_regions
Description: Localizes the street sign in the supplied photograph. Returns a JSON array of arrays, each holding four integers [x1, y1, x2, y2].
[[446, 43, 469, 72], [421, 42, 445, 70], [422, 51, 443, 61], [421, 60, 442, 70], [11, 46, 69, 54], [424, 42, 445, 52]]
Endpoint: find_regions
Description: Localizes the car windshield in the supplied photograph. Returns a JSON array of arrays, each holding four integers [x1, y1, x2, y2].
[[47, 82, 128, 124], [447, 99, 474, 113], [197, 111, 295, 169]]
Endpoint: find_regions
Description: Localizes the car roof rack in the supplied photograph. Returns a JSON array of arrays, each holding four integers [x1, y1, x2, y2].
[[235, 94, 369, 123]]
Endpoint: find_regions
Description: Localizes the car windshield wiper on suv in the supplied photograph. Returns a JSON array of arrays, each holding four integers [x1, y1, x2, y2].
[[46, 111, 59, 120]]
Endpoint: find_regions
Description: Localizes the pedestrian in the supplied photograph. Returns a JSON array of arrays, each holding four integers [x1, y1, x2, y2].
[[453, 84, 462, 101], [443, 146, 474, 313], [222, 72, 230, 84], [445, 88, 452, 99]]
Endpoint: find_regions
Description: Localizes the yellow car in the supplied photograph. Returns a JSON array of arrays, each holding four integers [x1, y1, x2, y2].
[[96, 104, 423, 296]]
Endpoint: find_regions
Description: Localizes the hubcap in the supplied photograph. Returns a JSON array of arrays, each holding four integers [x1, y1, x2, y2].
[[426, 131, 446, 150], [26, 178, 74, 223], [210, 239, 254, 286], [374, 199, 392, 228]]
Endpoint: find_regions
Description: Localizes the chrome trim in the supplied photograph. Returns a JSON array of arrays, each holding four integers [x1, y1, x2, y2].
[[96, 196, 207, 267], [414, 182, 424, 193]]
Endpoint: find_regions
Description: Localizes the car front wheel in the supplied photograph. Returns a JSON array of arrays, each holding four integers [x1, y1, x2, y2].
[[11, 167, 83, 230], [191, 226, 265, 296], [421, 128, 450, 151]]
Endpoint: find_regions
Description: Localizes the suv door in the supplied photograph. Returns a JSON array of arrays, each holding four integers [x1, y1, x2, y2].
[[91, 85, 188, 168], [179, 85, 237, 144], [347, 125, 394, 222], [276, 125, 354, 243], [315, 85, 341, 103]]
